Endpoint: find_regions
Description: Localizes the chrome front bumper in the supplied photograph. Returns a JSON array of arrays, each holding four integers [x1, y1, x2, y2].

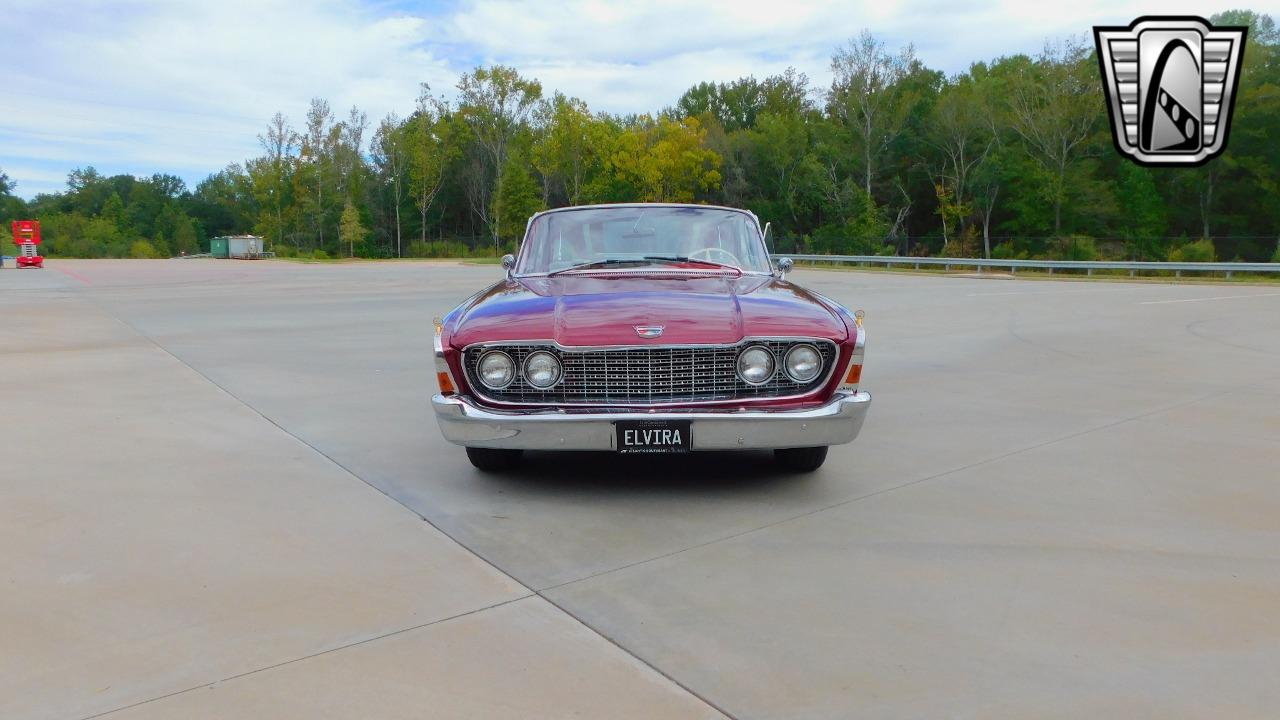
[[431, 392, 870, 451]]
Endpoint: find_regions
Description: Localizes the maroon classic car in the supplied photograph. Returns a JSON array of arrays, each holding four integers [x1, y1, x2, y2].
[[431, 204, 870, 471]]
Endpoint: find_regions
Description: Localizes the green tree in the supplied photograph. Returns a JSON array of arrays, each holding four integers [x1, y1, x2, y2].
[[532, 93, 607, 206], [456, 66, 542, 246], [492, 152, 544, 242], [129, 239, 161, 258], [748, 111, 810, 227], [1006, 39, 1101, 236], [828, 31, 919, 198], [925, 69, 997, 246], [0, 166, 25, 227], [83, 217, 126, 258], [0, 223, 15, 257], [606, 116, 721, 202], [251, 112, 295, 252], [372, 112, 409, 257], [172, 215, 199, 255], [300, 98, 335, 251], [1116, 163, 1168, 259], [339, 201, 367, 257], [406, 86, 460, 246]]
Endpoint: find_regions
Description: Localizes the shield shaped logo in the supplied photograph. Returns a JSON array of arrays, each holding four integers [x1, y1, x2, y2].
[[1094, 16, 1247, 166], [634, 325, 664, 339]]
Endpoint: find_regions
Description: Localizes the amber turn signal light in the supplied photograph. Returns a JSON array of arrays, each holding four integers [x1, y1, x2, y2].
[[436, 371, 456, 394], [844, 364, 862, 385]]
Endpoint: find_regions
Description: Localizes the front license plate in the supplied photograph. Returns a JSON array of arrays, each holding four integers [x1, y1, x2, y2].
[[615, 420, 692, 454]]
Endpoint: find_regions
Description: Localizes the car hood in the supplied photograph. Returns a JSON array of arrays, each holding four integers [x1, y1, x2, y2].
[[449, 272, 848, 348]]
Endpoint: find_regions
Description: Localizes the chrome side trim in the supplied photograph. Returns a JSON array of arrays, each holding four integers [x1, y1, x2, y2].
[[434, 324, 459, 391], [837, 323, 866, 393]]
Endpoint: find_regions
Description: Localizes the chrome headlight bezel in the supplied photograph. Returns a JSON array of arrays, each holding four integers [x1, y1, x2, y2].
[[522, 350, 563, 389], [783, 343, 823, 383], [736, 345, 776, 386], [477, 350, 516, 389]]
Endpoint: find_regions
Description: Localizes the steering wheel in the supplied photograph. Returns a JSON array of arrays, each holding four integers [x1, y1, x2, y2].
[[687, 247, 741, 267]]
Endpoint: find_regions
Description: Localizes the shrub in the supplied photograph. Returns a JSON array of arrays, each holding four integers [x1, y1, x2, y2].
[[1271, 245, 1280, 264], [129, 239, 162, 259], [1168, 239, 1216, 263], [991, 242, 1028, 260], [937, 226, 981, 258], [407, 240, 470, 258], [1052, 236, 1097, 261], [311, 249, 330, 260], [273, 244, 297, 258]]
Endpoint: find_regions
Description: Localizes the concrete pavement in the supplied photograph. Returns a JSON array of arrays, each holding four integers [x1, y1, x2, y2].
[[2, 259, 1278, 718]]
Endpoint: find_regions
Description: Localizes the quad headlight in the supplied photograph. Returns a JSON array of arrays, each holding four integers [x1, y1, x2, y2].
[[783, 344, 822, 383], [523, 351, 562, 388], [736, 345, 775, 385], [477, 351, 515, 389]]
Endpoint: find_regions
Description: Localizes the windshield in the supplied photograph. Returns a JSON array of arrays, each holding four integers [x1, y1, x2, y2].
[[515, 206, 771, 275]]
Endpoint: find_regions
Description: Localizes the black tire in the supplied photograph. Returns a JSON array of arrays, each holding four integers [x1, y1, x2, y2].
[[774, 446, 828, 472], [465, 447, 523, 472]]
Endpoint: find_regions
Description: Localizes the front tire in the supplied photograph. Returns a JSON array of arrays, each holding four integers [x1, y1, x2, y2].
[[465, 447, 523, 472], [774, 446, 828, 472]]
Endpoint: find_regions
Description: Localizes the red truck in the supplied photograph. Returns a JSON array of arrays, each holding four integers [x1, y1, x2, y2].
[[11, 220, 43, 268]]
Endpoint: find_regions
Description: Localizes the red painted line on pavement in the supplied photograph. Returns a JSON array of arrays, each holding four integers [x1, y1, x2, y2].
[[55, 265, 93, 286]]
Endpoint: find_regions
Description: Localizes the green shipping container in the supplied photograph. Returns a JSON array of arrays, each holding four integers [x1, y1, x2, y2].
[[210, 237, 229, 258]]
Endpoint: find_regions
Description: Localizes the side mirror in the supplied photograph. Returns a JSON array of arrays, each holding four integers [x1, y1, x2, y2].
[[501, 254, 515, 277], [777, 256, 794, 278]]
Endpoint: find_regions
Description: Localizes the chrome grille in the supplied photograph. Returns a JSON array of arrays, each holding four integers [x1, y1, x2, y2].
[[464, 340, 837, 406]]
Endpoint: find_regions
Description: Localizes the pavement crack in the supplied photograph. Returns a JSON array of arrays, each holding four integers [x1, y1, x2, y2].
[[80, 595, 534, 720]]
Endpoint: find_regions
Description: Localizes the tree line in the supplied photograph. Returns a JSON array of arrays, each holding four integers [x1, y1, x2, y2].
[[2, 9, 1277, 263]]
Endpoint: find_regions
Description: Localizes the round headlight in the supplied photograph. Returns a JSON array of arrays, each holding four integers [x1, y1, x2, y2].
[[784, 344, 822, 383], [477, 351, 515, 389], [736, 345, 775, 385], [523, 351, 562, 389]]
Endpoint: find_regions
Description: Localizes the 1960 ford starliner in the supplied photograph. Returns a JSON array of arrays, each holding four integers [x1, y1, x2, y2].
[[431, 203, 870, 472]]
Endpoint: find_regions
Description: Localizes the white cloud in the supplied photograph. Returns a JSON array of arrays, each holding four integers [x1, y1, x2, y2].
[[4, 0, 454, 197], [2, 0, 1260, 198]]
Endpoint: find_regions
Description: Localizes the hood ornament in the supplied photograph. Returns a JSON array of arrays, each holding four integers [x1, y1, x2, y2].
[[634, 325, 664, 339]]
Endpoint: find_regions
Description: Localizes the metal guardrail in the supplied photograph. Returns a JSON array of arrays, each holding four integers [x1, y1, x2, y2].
[[778, 254, 1280, 278]]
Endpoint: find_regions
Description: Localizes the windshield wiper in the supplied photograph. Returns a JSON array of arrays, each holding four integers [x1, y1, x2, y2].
[[547, 258, 651, 276], [642, 256, 742, 272], [548, 256, 743, 276]]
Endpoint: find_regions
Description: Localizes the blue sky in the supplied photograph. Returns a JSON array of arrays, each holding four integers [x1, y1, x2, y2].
[[1, 0, 1257, 199]]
